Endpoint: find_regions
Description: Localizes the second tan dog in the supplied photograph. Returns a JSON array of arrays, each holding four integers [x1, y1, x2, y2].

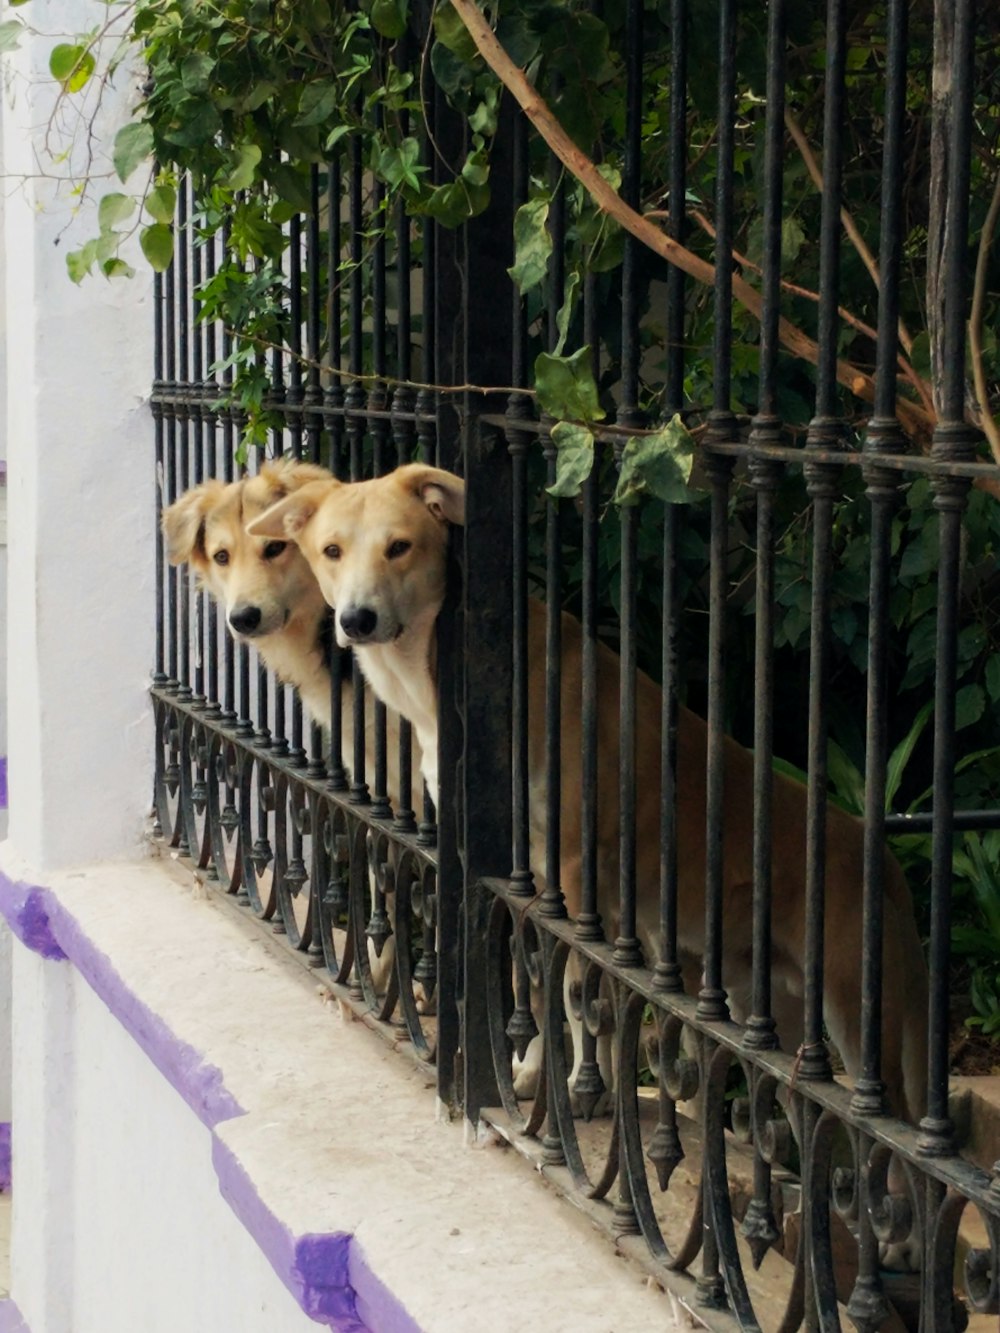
[[247, 462, 930, 1125]]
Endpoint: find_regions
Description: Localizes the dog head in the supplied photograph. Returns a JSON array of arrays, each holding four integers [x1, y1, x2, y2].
[[246, 463, 465, 649], [162, 458, 332, 642]]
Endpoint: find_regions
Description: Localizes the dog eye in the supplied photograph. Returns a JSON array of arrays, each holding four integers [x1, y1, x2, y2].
[[386, 540, 411, 560], [212, 550, 230, 566], [323, 544, 341, 560], [262, 541, 287, 560]]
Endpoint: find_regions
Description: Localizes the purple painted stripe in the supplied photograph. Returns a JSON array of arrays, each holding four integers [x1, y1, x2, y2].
[[0, 869, 424, 1333], [0, 1300, 30, 1333], [0, 871, 239, 1128], [0, 759, 7, 811], [213, 1137, 369, 1332], [0, 1123, 10, 1193], [0, 878, 65, 962]]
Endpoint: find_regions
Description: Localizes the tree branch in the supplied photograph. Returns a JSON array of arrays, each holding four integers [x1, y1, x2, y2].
[[448, 0, 932, 441], [783, 107, 918, 359], [968, 165, 1000, 466], [685, 208, 935, 417]]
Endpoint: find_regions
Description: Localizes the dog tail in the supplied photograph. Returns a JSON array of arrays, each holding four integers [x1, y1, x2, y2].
[[885, 852, 929, 1125]]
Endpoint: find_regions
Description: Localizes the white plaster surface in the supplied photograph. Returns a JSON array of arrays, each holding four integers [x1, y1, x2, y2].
[[4, 851, 670, 1332], [1, 1, 154, 870]]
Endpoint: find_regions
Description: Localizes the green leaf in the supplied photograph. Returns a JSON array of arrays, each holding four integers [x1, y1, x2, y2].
[[296, 82, 340, 128], [508, 197, 551, 292], [113, 123, 154, 184], [66, 240, 98, 284], [553, 272, 579, 356], [534, 346, 604, 424], [50, 43, 95, 92], [612, 416, 697, 507], [986, 654, 1000, 704], [224, 144, 261, 192], [885, 700, 933, 810], [956, 682, 986, 731], [370, 0, 407, 39], [433, 2, 478, 61], [140, 223, 174, 272], [0, 19, 24, 54], [98, 192, 135, 233], [270, 163, 312, 213], [827, 740, 866, 816], [102, 257, 136, 280], [145, 183, 176, 226], [546, 422, 594, 498], [180, 52, 214, 94]]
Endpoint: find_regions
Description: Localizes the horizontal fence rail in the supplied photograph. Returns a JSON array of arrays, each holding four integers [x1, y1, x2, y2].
[[151, 0, 1000, 1327]]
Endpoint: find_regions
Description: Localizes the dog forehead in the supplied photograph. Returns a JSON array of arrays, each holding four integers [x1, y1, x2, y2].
[[201, 486, 246, 545], [313, 478, 434, 541]]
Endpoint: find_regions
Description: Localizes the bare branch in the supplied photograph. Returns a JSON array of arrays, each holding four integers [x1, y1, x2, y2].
[[784, 106, 917, 357], [447, 0, 932, 441], [968, 165, 1000, 466]]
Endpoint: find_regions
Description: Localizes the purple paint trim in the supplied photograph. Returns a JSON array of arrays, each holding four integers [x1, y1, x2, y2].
[[213, 1138, 369, 1331], [0, 878, 66, 961], [0, 759, 7, 811], [349, 1246, 423, 1333], [0, 868, 424, 1333], [0, 1301, 29, 1333], [0, 1122, 10, 1192]]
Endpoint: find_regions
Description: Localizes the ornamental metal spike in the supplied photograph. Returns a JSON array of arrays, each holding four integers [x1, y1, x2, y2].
[[325, 876, 347, 918], [165, 762, 180, 798], [740, 1196, 781, 1271], [250, 836, 272, 876], [192, 778, 208, 815], [220, 801, 239, 836], [505, 1004, 538, 1061], [365, 905, 392, 958], [571, 1059, 606, 1122], [646, 1119, 684, 1193], [284, 857, 307, 897], [845, 1276, 892, 1333], [413, 949, 437, 1001]]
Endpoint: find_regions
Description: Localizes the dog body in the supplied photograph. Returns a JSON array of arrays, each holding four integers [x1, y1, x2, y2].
[[249, 464, 929, 1123]]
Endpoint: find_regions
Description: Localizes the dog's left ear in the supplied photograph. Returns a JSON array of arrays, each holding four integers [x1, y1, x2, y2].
[[247, 479, 334, 541], [258, 457, 333, 498], [395, 464, 466, 526]]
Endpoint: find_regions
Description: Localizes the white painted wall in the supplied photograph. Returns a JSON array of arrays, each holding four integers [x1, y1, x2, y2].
[[10, 939, 331, 1333], [1, 0, 154, 870]]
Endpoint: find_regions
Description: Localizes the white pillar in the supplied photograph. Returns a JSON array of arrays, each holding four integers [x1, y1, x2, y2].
[[2, 2, 155, 869]]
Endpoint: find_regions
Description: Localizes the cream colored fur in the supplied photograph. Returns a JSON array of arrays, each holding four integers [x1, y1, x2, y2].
[[248, 463, 929, 1125]]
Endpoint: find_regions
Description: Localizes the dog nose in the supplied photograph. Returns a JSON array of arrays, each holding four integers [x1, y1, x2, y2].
[[229, 605, 262, 635], [340, 606, 378, 641]]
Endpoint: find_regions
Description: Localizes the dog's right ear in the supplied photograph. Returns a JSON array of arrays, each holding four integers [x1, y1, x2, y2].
[[247, 480, 335, 541], [162, 481, 227, 566]]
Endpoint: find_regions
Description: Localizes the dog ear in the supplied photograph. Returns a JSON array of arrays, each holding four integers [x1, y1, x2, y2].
[[394, 463, 466, 526], [246, 480, 332, 541], [258, 457, 333, 498], [162, 481, 227, 566]]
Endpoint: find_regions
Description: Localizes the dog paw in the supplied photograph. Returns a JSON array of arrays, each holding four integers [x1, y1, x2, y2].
[[878, 1237, 922, 1274], [512, 1035, 544, 1099]]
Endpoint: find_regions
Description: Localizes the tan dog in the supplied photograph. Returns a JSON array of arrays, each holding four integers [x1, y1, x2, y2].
[[162, 459, 338, 725], [248, 463, 929, 1124]]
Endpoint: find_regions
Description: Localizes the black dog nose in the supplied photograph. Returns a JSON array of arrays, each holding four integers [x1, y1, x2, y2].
[[229, 605, 262, 635], [340, 606, 378, 640]]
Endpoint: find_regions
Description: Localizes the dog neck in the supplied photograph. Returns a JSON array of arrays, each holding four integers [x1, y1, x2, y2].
[[255, 606, 334, 729], [352, 607, 440, 805]]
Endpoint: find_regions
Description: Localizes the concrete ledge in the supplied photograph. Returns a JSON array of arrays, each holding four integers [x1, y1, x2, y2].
[[0, 848, 666, 1332]]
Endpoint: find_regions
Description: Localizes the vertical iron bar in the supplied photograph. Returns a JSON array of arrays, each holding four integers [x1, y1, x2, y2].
[[918, 0, 977, 1163], [508, 111, 534, 900], [854, 0, 911, 1120], [190, 212, 206, 710], [176, 179, 192, 702], [369, 134, 392, 822], [287, 212, 306, 768], [153, 263, 166, 689], [325, 157, 348, 791], [346, 128, 369, 807]]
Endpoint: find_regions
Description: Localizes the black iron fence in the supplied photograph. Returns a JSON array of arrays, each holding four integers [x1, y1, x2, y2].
[[152, 0, 1000, 1326]]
